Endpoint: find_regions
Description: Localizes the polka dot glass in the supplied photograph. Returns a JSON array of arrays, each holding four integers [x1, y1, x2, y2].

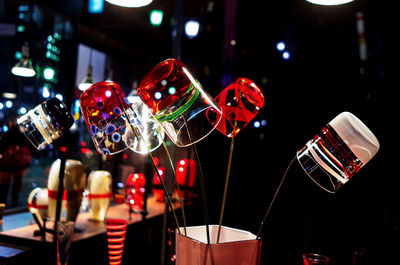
[[80, 81, 139, 155]]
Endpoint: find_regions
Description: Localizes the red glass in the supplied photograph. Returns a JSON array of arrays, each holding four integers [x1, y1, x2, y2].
[[79, 81, 138, 155], [126, 173, 146, 212], [138, 58, 222, 147], [152, 166, 165, 202], [213, 78, 264, 138], [175, 159, 196, 200], [106, 219, 128, 265], [138, 59, 193, 115]]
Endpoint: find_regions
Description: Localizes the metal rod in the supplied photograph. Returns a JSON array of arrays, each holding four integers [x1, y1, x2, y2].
[[256, 155, 296, 237]]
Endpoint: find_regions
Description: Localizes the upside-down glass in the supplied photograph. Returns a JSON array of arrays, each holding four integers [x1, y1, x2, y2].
[[138, 58, 222, 147], [211, 77, 264, 138], [80, 81, 161, 155], [106, 219, 128, 265], [17, 97, 74, 150], [303, 253, 329, 265], [297, 112, 380, 193]]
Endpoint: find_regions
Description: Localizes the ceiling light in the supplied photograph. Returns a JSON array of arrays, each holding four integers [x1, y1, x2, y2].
[[78, 65, 94, 91], [305, 0, 354, 5], [11, 45, 36, 77], [105, 0, 153, 8]]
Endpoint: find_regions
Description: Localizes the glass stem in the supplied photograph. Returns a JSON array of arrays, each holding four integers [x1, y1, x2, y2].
[[216, 134, 236, 243], [256, 155, 296, 238], [161, 136, 187, 235]]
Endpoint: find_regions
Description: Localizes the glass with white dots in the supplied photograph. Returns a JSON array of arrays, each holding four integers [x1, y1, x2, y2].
[[80, 81, 144, 155]]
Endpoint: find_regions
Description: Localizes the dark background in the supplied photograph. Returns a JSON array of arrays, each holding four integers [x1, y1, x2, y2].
[[0, 0, 398, 264]]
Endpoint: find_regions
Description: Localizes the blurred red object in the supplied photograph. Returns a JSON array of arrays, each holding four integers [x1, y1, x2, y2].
[[106, 219, 128, 265], [152, 167, 165, 202], [126, 173, 146, 212], [175, 159, 196, 200]]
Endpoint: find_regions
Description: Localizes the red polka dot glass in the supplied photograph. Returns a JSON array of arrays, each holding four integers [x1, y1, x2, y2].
[[138, 58, 222, 147], [212, 78, 264, 138]]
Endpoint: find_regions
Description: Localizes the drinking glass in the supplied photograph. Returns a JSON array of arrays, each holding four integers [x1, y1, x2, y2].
[[17, 97, 74, 150], [211, 77, 264, 138], [297, 112, 379, 193], [138, 58, 222, 147]]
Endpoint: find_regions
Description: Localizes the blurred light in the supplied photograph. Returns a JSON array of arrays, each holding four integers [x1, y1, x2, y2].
[[0, 103, 3, 110], [282, 51, 290, 60], [185, 20, 200, 38], [2, 125, 8, 132], [154, 92, 162, 100], [43, 67, 55, 80], [105, 90, 112, 97], [55, 94, 63, 101], [105, 0, 153, 8], [18, 107, 27, 114], [261, 119, 267, 126], [14, 51, 22, 60], [2, 92, 17, 99], [276, 42, 285, 51], [5, 100, 12, 108], [168, 87, 176, 95], [150, 10, 163, 27], [88, 0, 104, 13], [305, 0, 354, 5], [42, 85, 50, 98], [253, 121, 261, 128], [17, 25, 25, 32]]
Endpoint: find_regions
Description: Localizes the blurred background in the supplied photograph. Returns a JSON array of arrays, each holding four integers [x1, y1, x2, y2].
[[0, 0, 398, 264]]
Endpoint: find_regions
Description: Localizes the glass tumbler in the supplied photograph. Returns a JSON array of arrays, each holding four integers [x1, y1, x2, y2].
[[138, 58, 222, 147], [297, 112, 380, 193]]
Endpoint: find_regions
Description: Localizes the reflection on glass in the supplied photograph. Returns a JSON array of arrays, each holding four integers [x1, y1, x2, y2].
[[127, 92, 164, 153]]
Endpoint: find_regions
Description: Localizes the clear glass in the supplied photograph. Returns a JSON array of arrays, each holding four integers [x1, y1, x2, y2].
[[128, 94, 165, 154], [138, 58, 222, 147], [17, 97, 74, 150], [79, 81, 142, 155], [87, 170, 112, 221], [303, 253, 329, 265], [211, 78, 264, 138], [106, 219, 128, 265], [56, 220, 75, 265], [297, 112, 380, 193]]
